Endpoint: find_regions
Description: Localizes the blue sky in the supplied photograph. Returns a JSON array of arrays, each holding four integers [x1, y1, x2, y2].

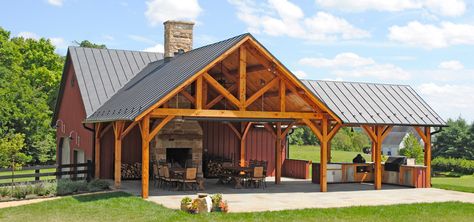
[[1, 0, 474, 122]]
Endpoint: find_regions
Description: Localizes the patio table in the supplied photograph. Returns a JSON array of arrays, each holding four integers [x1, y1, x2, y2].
[[221, 166, 254, 189]]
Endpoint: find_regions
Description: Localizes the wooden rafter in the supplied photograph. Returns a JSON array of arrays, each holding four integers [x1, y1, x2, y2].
[[227, 64, 266, 76], [180, 90, 196, 105], [239, 46, 247, 110], [263, 123, 277, 138], [414, 126, 428, 143], [203, 72, 240, 108], [280, 79, 286, 112], [282, 122, 295, 137], [148, 115, 175, 142], [99, 123, 113, 138], [302, 119, 322, 140], [120, 121, 138, 140], [151, 108, 322, 119], [225, 122, 242, 140], [205, 84, 237, 109], [196, 76, 203, 109], [245, 77, 279, 107]]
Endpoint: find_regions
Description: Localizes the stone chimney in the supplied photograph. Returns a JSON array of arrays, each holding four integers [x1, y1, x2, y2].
[[164, 20, 194, 58]]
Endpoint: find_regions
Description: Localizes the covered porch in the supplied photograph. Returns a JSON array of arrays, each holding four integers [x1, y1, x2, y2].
[[86, 33, 445, 199]]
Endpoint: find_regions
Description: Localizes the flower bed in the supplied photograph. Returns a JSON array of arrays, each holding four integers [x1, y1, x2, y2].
[[0, 179, 110, 202], [180, 193, 229, 214]]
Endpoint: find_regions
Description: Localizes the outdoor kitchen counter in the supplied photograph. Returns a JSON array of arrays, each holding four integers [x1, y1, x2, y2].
[[312, 163, 428, 188]]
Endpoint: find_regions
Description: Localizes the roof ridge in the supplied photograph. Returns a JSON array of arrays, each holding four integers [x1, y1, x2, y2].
[[68, 46, 163, 55], [302, 79, 411, 87]]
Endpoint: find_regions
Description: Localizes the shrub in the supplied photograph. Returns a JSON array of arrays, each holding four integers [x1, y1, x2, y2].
[[87, 179, 110, 192], [210, 193, 222, 210], [11, 185, 31, 199], [0, 186, 10, 197], [33, 181, 56, 196], [432, 157, 474, 175], [56, 179, 88, 196]]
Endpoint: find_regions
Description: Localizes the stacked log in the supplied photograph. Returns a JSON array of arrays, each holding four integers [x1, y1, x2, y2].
[[204, 159, 233, 178], [121, 162, 142, 179]]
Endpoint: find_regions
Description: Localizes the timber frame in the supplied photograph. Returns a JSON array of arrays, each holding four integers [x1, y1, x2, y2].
[[91, 35, 435, 199]]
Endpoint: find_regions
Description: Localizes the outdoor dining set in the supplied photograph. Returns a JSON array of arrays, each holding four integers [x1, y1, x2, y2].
[[152, 159, 268, 191]]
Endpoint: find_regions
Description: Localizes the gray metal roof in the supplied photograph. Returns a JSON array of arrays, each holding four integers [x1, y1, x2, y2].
[[68, 47, 163, 117], [302, 80, 446, 126], [85, 33, 249, 123]]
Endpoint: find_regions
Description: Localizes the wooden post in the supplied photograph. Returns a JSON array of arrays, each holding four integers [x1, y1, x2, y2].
[[371, 142, 375, 162], [113, 121, 124, 188], [327, 142, 331, 163], [424, 127, 431, 187], [140, 115, 150, 198], [275, 122, 282, 184], [320, 118, 328, 192], [196, 76, 203, 110], [94, 123, 101, 179], [240, 122, 252, 166], [239, 46, 246, 110], [374, 127, 382, 190]]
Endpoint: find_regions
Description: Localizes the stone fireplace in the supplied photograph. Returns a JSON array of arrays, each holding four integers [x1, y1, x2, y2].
[[151, 119, 203, 174]]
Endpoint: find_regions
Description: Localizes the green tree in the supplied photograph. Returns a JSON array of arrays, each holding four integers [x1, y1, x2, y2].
[[433, 118, 473, 160], [0, 26, 63, 164], [288, 127, 304, 145], [399, 133, 424, 164], [74, 40, 106, 49], [0, 133, 31, 168]]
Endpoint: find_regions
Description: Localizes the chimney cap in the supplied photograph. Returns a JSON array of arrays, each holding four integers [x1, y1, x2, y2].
[[163, 20, 195, 25]]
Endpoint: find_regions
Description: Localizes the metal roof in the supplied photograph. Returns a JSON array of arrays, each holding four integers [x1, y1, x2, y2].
[[68, 47, 163, 117], [85, 33, 249, 123], [302, 80, 446, 126]]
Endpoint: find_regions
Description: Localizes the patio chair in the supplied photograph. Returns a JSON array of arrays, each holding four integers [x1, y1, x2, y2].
[[179, 167, 197, 191], [249, 166, 266, 189], [162, 166, 179, 190], [152, 162, 161, 187]]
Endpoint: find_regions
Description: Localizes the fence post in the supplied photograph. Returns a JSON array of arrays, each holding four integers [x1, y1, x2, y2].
[[86, 160, 93, 182], [35, 168, 40, 181], [56, 165, 61, 180]]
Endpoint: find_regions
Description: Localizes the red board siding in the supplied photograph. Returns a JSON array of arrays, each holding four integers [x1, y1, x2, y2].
[[201, 121, 285, 176], [282, 159, 312, 179], [55, 62, 93, 164]]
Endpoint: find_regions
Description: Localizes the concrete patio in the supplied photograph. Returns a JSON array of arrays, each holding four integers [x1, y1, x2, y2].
[[119, 177, 474, 212]]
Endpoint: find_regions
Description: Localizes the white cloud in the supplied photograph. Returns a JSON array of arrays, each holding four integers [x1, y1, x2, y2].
[[316, 0, 466, 17], [388, 21, 474, 48], [293, 70, 307, 79], [143, 43, 164, 53], [439, 60, 464, 70], [50, 37, 67, 49], [299, 52, 374, 68], [17, 31, 39, 40], [228, 0, 369, 41], [145, 0, 202, 26], [47, 0, 63, 7], [299, 52, 410, 80], [102, 35, 115, 41], [417, 83, 474, 121]]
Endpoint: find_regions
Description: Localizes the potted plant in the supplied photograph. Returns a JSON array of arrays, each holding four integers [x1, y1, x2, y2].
[[189, 199, 201, 214], [219, 200, 229, 213], [210, 193, 223, 212], [180, 197, 192, 212]]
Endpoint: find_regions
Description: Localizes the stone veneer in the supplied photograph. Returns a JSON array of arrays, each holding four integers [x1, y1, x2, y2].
[[151, 119, 203, 174], [163, 20, 194, 58]]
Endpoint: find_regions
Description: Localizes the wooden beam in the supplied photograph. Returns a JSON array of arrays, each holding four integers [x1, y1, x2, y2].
[[362, 125, 376, 142], [280, 79, 286, 112], [151, 108, 323, 120], [94, 123, 101, 179], [202, 79, 208, 107], [363, 125, 392, 190], [113, 121, 125, 188], [319, 117, 328, 192], [282, 122, 294, 137], [275, 122, 282, 184], [205, 84, 237, 109], [180, 90, 196, 105], [381, 126, 393, 141], [416, 126, 432, 188], [225, 122, 242, 140], [414, 126, 428, 143], [120, 121, 138, 140], [203, 72, 241, 108], [302, 119, 322, 140], [245, 77, 279, 108], [240, 122, 252, 166], [134, 35, 251, 122], [239, 46, 247, 110], [327, 123, 342, 140], [196, 76, 203, 110], [139, 115, 150, 198], [148, 116, 175, 142], [263, 123, 277, 138], [99, 123, 112, 138]]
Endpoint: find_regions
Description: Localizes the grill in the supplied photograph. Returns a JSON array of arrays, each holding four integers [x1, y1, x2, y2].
[[384, 156, 407, 172]]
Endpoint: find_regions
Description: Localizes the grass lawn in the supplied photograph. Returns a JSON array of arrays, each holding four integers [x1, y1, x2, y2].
[[289, 145, 371, 163], [0, 192, 473, 222], [432, 175, 474, 193], [0, 168, 56, 184]]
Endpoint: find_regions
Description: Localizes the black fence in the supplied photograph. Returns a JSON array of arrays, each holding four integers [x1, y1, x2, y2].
[[0, 160, 93, 186]]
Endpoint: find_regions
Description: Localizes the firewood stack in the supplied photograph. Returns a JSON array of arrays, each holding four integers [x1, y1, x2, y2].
[[121, 162, 142, 179], [205, 159, 233, 178]]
